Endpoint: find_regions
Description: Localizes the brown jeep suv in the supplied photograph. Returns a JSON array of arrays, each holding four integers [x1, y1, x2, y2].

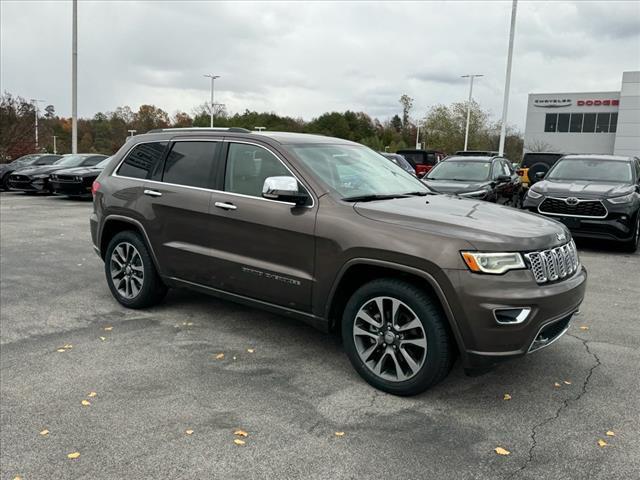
[[90, 128, 587, 396]]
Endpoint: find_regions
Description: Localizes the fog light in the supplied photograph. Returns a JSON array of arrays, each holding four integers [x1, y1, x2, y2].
[[494, 308, 531, 325]]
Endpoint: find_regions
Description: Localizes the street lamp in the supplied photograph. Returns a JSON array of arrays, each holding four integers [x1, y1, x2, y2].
[[128, 129, 137, 137], [461, 74, 483, 151], [53, 135, 57, 154], [31, 99, 45, 151], [254, 126, 266, 132], [72, 0, 78, 154], [203, 74, 220, 127]]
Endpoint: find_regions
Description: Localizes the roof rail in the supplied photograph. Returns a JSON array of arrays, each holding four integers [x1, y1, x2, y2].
[[146, 127, 252, 134]]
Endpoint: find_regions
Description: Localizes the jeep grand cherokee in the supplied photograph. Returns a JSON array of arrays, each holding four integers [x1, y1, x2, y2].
[[90, 128, 587, 396]]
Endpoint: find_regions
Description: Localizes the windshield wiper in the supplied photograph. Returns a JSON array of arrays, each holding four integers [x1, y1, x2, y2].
[[403, 191, 428, 196], [342, 194, 408, 202]]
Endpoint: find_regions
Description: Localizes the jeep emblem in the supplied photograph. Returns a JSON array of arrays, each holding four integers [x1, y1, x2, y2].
[[565, 197, 579, 206]]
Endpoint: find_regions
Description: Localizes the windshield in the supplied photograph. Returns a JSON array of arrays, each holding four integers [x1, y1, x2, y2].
[[546, 158, 632, 183], [14, 154, 42, 166], [54, 155, 89, 167], [96, 157, 112, 168], [426, 161, 491, 181], [289, 144, 427, 198]]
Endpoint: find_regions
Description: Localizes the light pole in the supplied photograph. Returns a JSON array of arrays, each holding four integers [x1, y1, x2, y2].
[[498, 0, 518, 156], [254, 126, 266, 132], [128, 129, 137, 137], [31, 99, 45, 151], [72, 0, 78, 153], [204, 74, 220, 127], [461, 74, 483, 151], [53, 135, 57, 154], [415, 124, 420, 149]]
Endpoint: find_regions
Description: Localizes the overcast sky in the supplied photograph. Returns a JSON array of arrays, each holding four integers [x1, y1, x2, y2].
[[2, 1, 639, 130]]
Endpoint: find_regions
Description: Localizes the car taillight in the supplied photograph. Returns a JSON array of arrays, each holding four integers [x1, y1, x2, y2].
[[91, 180, 101, 196]]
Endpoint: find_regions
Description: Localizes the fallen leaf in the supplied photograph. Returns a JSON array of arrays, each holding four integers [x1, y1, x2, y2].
[[87, 392, 97, 398], [563, 380, 572, 385], [554, 382, 561, 388], [81, 400, 91, 406], [233, 356, 237, 360], [597, 439, 607, 447], [67, 451, 81, 459], [186, 322, 194, 326], [40, 429, 49, 436], [215, 353, 224, 360], [185, 429, 194, 435], [56, 348, 66, 353], [494, 447, 511, 456], [103, 326, 113, 331], [503, 393, 512, 401], [234, 430, 248, 437], [13, 476, 22, 480], [99, 336, 106, 341], [247, 348, 255, 353], [606, 431, 615, 437], [579, 325, 589, 331], [233, 439, 245, 446], [63, 344, 73, 349], [335, 431, 345, 437]]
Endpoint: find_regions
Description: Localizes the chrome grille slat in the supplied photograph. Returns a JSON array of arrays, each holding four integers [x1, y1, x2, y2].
[[524, 240, 579, 284]]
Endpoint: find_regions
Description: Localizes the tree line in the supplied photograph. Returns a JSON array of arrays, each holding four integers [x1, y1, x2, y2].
[[0, 92, 523, 163]]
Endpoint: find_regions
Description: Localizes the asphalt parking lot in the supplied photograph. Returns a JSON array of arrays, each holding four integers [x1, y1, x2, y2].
[[1, 191, 639, 480]]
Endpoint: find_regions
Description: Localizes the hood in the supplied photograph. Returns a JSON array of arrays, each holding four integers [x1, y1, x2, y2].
[[12, 165, 69, 177], [532, 179, 633, 199], [53, 166, 103, 177], [354, 195, 568, 252], [422, 179, 490, 194]]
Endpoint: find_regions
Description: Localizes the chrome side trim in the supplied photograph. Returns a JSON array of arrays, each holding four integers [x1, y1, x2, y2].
[[538, 196, 608, 219]]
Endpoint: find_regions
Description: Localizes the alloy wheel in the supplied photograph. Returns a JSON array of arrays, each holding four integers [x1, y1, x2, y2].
[[353, 296, 427, 382], [110, 242, 144, 299]]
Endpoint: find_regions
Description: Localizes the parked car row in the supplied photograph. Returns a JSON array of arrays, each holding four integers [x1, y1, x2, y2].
[[1, 153, 110, 197]]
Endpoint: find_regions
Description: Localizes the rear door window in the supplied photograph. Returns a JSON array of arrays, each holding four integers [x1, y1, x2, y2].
[[162, 141, 221, 189], [117, 142, 168, 179]]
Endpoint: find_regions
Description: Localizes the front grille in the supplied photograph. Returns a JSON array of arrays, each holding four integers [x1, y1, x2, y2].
[[56, 175, 79, 182], [10, 175, 30, 182], [524, 240, 579, 284], [539, 197, 607, 218]]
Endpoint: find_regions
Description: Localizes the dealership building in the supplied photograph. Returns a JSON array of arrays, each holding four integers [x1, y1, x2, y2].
[[523, 71, 640, 157]]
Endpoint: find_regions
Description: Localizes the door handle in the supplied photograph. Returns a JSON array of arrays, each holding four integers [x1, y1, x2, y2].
[[144, 189, 162, 197], [214, 201, 237, 211]]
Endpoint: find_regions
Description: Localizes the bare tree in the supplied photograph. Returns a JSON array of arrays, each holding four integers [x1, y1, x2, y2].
[[525, 138, 558, 153]]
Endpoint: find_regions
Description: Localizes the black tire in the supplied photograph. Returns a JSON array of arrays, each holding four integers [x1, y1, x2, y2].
[[104, 230, 168, 308], [341, 278, 454, 396], [1, 174, 10, 191], [622, 212, 640, 253]]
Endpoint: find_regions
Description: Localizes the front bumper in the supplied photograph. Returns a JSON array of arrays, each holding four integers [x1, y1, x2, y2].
[[51, 180, 92, 196], [8, 176, 49, 192], [523, 197, 638, 242], [442, 265, 587, 369]]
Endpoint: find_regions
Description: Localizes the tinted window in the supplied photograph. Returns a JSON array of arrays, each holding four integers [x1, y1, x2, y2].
[[596, 113, 610, 133], [427, 161, 491, 182], [582, 113, 596, 133], [557, 113, 570, 132], [547, 159, 632, 183], [570, 113, 583, 133], [83, 156, 106, 166], [117, 142, 167, 179], [224, 143, 290, 197], [610, 113, 618, 133], [36, 156, 61, 165], [544, 114, 557, 132], [163, 141, 220, 188]]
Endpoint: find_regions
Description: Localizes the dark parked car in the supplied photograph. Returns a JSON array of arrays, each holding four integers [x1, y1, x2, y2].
[[91, 128, 586, 395], [455, 150, 499, 157], [0, 154, 62, 190], [50, 156, 112, 197], [523, 154, 640, 251], [395, 149, 445, 177], [8, 154, 107, 193], [379, 152, 416, 175], [422, 155, 523, 207], [520, 152, 564, 187]]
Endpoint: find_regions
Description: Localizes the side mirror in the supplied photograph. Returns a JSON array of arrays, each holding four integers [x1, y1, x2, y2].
[[497, 175, 511, 183], [262, 176, 309, 206], [535, 171, 546, 180]]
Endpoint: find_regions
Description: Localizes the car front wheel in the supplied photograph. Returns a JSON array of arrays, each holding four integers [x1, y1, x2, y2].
[[341, 278, 454, 396], [104, 230, 167, 308], [623, 212, 640, 253]]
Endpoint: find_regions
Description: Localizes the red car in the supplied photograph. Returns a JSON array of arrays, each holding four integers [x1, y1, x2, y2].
[[395, 149, 446, 177]]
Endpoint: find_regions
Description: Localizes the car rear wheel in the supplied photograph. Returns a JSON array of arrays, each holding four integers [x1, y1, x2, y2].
[[341, 278, 454, 396], [105, 231, 167, 308], [1, 174, 10, 191]]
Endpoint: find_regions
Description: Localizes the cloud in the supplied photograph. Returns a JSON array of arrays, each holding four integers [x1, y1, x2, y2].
[[1, 0, 638, 131]]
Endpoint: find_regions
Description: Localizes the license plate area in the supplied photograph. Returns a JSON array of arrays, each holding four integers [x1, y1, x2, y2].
[[558, 217, 581, 229]]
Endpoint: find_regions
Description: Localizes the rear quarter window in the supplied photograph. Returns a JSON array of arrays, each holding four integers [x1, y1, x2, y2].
[[117, 142, 167, 179]]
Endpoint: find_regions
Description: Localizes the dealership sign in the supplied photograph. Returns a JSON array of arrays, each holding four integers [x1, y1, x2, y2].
[[534, 99, 572, 108], [577, 99, 619, 106]]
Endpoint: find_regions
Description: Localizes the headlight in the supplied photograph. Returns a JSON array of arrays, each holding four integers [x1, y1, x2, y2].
[[607, 193, 635, 204], [461, 251, 525, 274], [527, 189, 542, 199], [459, 189, 488, 198]]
